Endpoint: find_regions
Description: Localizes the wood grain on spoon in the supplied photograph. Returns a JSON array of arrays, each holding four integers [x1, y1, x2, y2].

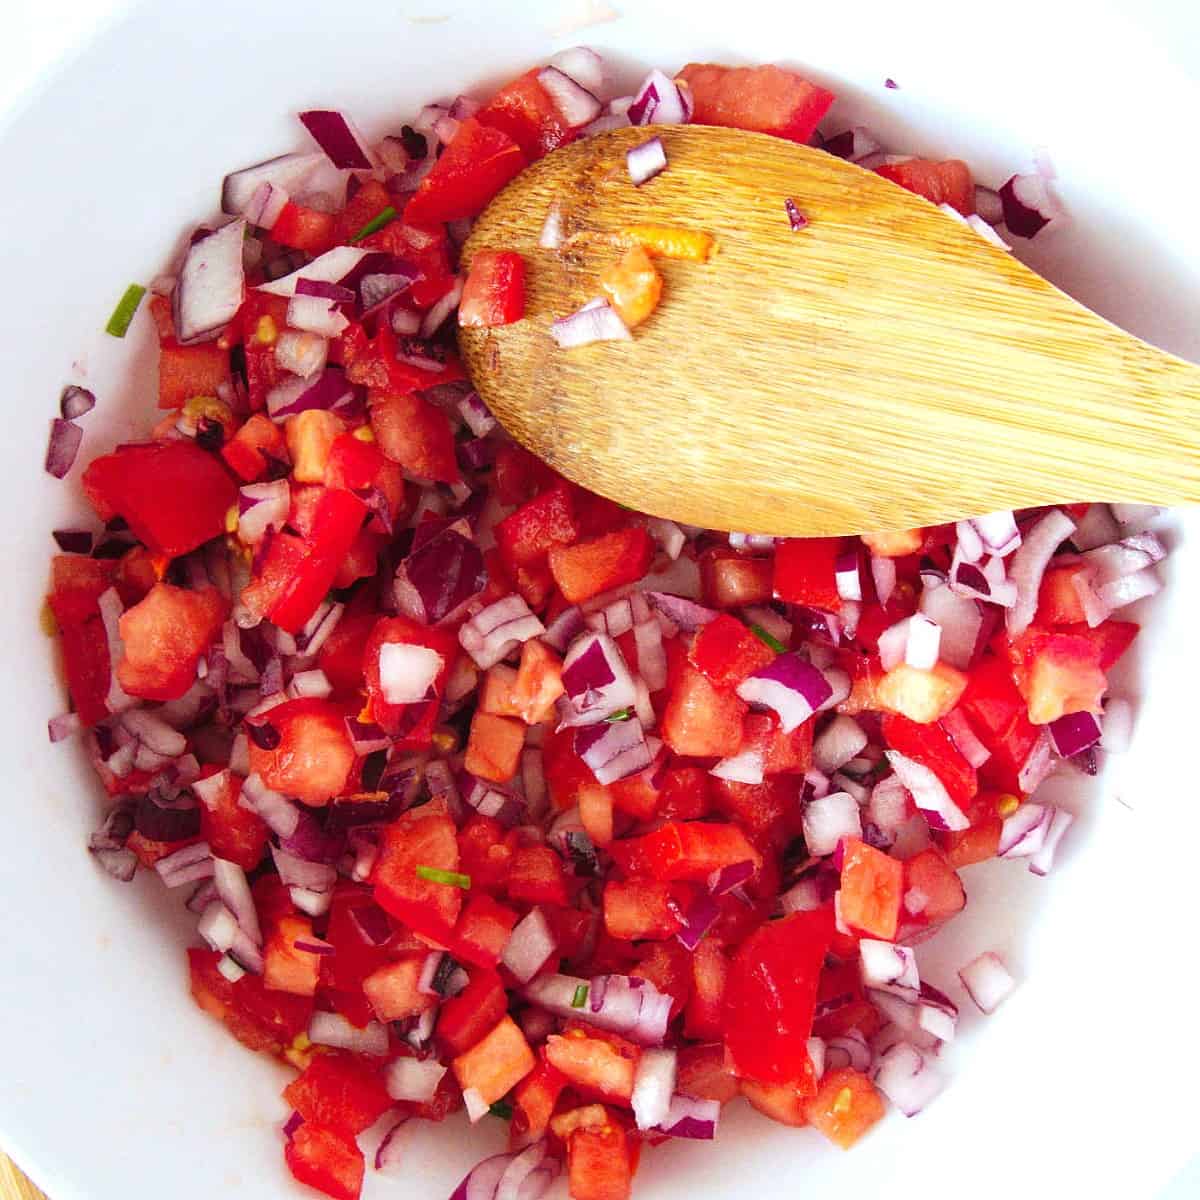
[[458, 124, 1200, 536]]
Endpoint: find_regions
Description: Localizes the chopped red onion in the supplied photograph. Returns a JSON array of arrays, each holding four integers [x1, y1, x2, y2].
[[876, 618, 910, 672], [673, 889, 720, 952], [736, 653, 832, 733], [633, 620, 668, 692], [243, 180, 291, 230], [524, 972, 671, 1045], [887, 750, 969, 832], [916, 982, 958, 1042], [632, 1048, 677, 1130], [825, 1031, 872, 1073], [561, 632, 638, 724], [377, 641, 443, 705], [542, 606, 586, 653], [917, 580, 983, 671], [240, 772, 301, 839], [287, 288, 351, 338], [802, 791, 862, 857], [550, 300, 631, 348], [222, 151, 324, 216], [538, 66, 602, 127], [823, 126, 882, 162], [708, 859, 755, 896], [501, 907, 557, 985], [155, 841, 213, 888], [374, 1115, 409, 1173], [1029, 807, 1073, 877], [869, 555, 897, 608], [197, 902, 240, 954], [866, 773, 910, 842], [384, 1056, 447, 1105], [575, 717, 653, 784], [657, 1095, 720, 1140], [308, 1011, 388, 1056], [121, 709, 188, 757], [859, 938, 919, 1000], [969, 511, 1021, 557], [237, 480, 289, 544], [781, 877, 824, 913], [257, 245, 368, 297], [872, 1041, 944, 1116], [448, 1153, 511, 1200], [950, 553, 1016, 608], [645, 592, 717, 631], [1069, 503, 1120, 551], [45, 418, 83, 479], [48, 711, 83, 743], [459, 595, 545, 670], [998, 803, 1052, 858], [1017, 730, 1058, 794], [958, 951, 1016, 1014], [271, 844, 337, 893], [813, 715, 867, 774], [629, 69, 690, 126], [999, 172, 1062, 239], [904, 613, 941, 670], [710, 745, 765, 785], [1007, 509, 1076, 635], [835, 551, 863, 601], [627, 136, 668, 185], [974, 185, 1004, 225], [521, 749, 547, 817], [495, 1142, 554, 1200], [177, 220, 246, 342], [213, 857, 262, 946], [1048, 711, 1102, 758], [299, 110, 378, 171], [548, 46, 607, 94], [1098, 567, 1161, 611], [59, 385, 96, 421], [419, 277, 464, 340], [939, 709, 990, 768], [266, 368, 352, 421]]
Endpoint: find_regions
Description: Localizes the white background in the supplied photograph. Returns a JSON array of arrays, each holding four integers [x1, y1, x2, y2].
[[3, 1, 1198, 1197]]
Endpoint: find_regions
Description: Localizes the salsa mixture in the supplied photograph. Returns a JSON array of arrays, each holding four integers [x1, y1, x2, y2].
[[44, 49, 1162, 1200]]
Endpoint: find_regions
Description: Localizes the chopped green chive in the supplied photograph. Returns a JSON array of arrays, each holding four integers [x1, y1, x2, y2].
[[749, 623, 786, 654], [105, 284, 147, 338], [489, 1101, 513, 1120], [415, 865, 471, 889], [571, 984, 589, 1009], [349, 205, 398, 243], [605, 707, 634, 723]]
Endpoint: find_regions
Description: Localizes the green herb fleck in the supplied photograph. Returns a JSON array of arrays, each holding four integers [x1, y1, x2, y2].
[[605, 707, 634, 723], [489, 1101, 513, 1120], [749, 623, 786, 654], [349, 205, 398, 243], [105, 284, 147, 338], [571, 983, 589, 1009], [415, 865, 471, 889]]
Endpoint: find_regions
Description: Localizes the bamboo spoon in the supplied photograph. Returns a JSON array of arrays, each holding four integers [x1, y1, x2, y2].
[[458, 124, 1200, 536]]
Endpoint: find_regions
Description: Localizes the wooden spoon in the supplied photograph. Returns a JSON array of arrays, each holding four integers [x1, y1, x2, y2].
[[457, 124, 1200, 536]]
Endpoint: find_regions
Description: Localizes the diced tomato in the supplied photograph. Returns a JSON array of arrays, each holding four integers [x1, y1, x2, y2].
[[263, 915, 324, 997], [110, 546, 160, 607], [48, 556, 114, 726], [368, 389, 460, 484], [248, 698, 355, 805], [321, 887, 394, 998], [676, 1042, 739, 1103], [876, 158, 975, 216], [363, 615, 459, 743], [457, 814, 517, 895], [222, 413, 289, 482], [284, 1123, 364, 1200], [710, 775, 800, 841], [496, 482, 580, 573], [115, 582, 227, 701], [197, 769, 268, 871], [282, 1053, 393, 1138], [740, 1077, 813, 1126], [688, 613, 775, 689], [188, 947, 312, 1056], [436, 966, 509, 1058], [460, 250, 526, 328], [602, 879, 681, 941], [1060, 619, 1139, 671], [548, 527, 654, 605], [1004, 626, 1106, 725], [881, 712, 977, 805], [452, 1014, 536, 1108], [476, 69, 576, 161], [493, 443, 560, 507], [804, 1068, 886, 1148], [465, 711, 526, 784], [876, 661, 968, 723], [903, 848, 966, 926], [609, 821, 761, 883], [545, 1028, 639, 1103], [271, 199, 336, 253], [543, 726, 598, 812], [609, 769, 661, 821], [740, 712, 814, 775], [773, 537, 842, 610], [362, 954, 436, 1021], [811, 961, 881, 1041], [598, 246, 662, 329], [661, 662, 747, 757], [677, 62, 835, 143], [567, 1118, 636, 1200], [373, 799, 463, 944], [656, 764, 711, 820], [507, 845, 570, 907], [82, 440, 237, 558], [511, 1059, 568, 1145], [510, 640, 565, 725], [405, 117, 527, 225], [838, 838, 903, 941], [724, 909, 833, 1085], [1036, 560, 1092, 625], [317, 603, 376, 698], [700, 548, 774, 609], [683, 938, 728, 1040], [157, 342, 231, 410], [959, 656, 1041, 793], [452, 893, 520, 968]]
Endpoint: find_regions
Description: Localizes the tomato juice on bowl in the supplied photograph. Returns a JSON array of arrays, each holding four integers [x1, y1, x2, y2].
[[3, 3, 1200, 1200]]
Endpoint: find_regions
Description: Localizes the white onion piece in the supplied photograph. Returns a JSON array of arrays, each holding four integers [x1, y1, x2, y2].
[[550, 301, 631, 348], [646, 518, 686, 560], [257, 246, 368, 297], [275, 329, 328, 378], [1097, 567, 1161, 611], [97, 588, 136, 714], [873, 1041, 944, 1116], [1007, 509, 1076, 635], [378, 642, 443, 704], [222, 151, 324, 216], [287, 291, 350, 338], [958, 951, 1016, 1014], [560, 632, 638, 724], [802, 791, 862, 856], [866, 773, 910, 841], [918, 581, 982, 671], [940, 709, 991, 767], [237, 480, 290, 544], [870, 555, 897, 607], [495, 1143, 551, 1200], [309, 1011, 388, 1056], [859, 939, 919, 1000], [886, 751, 969, 832], [877, 617, 910, 671], [502, 907, 558, 985], [813, 715, 867, 774], [1029, 807, 1073, 876], [384, 1057, 447, 1104], [177, 220, 246, 341], [904, 614, 941, 670], [780, 877, 824, 913], [459, 595, 546, 670], [1071, 503, 1121, 550], [548, 45, 606, 93], [710, 745, 764, 785], [197, 902, 239, 954], [632, 1048, 677, 1130], [998, 803, 1051, 858], [806, 1036, 826, 1082], [538, 66, 603, 127]]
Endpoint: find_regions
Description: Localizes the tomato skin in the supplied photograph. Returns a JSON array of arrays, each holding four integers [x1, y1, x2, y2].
[[1004, 626, 1107, 725], [452, 892, 520, 968], [116, 582, 227, 701], [248, 698, 356, 805], [838, 837, 904, 940], [511, 1059, 568, 1145], [363, 614, 459, 742], [959, 656, 1041, 793], [688, 613, 775, 689], [405, 117, 527, 224], [700, 549, 773, 608], [283, 1124, 364, 1200], [282, 1053, 393, 1139], [476, 69, 577, 160], [456, 814, 517, 895], [82, 441, 238, 558], [773, 537, 842, 610], [881, 712, 977, 805], [723, 909, 834, 1085], [48, 555, 116, 726], [677, 62, 835, 142], [507, 845, 571, 907], [459, 250, 526, 327], [436, 967, 508, 1058], [320, 886, 394, 999], [876, 158, 975, 215], [548, 527, 654, 605], [271, 199, 337, 253], [903, 848, 966, 926], [684, 938, 728, 1040], [373, 799, 463, 943], [495, 482, 580, 572], [608, 821, 761, 882]]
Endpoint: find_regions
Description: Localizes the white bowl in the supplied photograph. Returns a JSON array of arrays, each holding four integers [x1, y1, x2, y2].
[[2, 2, 1199, 1198]]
